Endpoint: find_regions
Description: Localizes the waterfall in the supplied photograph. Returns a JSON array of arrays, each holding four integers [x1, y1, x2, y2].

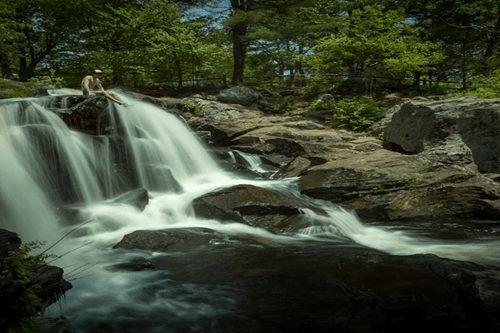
[[3, 91, 500, 332], [0, 92, 235, 243]]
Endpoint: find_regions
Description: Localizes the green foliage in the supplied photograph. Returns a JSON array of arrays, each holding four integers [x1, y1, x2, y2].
[[455, 69, 500, 98], [80, 1, 228, 89], [301, 76, 330, 98], [27, 70, 66, 89], [0, 80, 31, 99], [307, 3, 445, 78], [2, 241, 56, 332], [413, 84, 448, 97], [375, 132, 386, 140], [309, 99, 334, 111], [180, 101, 200, 113], [330, 95, 383, 130]]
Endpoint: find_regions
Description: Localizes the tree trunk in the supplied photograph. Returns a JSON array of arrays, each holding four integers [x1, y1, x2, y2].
[[231, 21, 248, 85], [173, 49, 183, 89], [19, 53, 29, 81], [0, 44, 15, 80], [482, 10, 500, 74], [413, 71, 421, 88]]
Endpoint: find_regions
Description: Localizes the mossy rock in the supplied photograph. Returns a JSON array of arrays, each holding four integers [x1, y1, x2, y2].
[[0, 79, 32, 99]]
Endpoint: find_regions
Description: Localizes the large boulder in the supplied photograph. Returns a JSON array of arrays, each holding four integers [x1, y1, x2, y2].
[[112, 227, 289, 254], [385, 96, 500, 173], [56, 95, 110, 135], [216, 86, 260, 106], [110, 188, 150, 211], [191, 184, 328, 234], [298, 149, 500, 221]]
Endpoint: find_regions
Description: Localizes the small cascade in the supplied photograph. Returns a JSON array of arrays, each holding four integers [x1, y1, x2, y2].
[[231, 150, 274, 174], [0, 100, 103, 206]]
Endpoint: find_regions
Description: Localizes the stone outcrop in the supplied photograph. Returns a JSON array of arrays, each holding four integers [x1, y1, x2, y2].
[[385, 96, 500, 173], [187, 96, 500, 222], [216, 86, 259, 106], [50, 95, 111, 135]]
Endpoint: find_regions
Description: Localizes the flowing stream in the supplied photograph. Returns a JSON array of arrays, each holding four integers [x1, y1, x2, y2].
[[1, 90, 499, 332]]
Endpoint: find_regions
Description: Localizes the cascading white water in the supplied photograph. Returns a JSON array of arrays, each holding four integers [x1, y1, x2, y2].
[[2, 90, 500, 332], [2, 90, 499, 258], [230, 150, 271, 174]]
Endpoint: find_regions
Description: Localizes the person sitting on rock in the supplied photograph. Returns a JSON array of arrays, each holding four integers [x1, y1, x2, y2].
[[81, 69, 127, 106]]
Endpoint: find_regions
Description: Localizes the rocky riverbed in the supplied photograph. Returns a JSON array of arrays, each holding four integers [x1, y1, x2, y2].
[[4, 87, 500, 332], [106, 88, 500, 332]]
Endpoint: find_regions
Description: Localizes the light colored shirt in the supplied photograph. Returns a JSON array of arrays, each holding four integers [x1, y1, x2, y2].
[[81, 75, 104, 95]]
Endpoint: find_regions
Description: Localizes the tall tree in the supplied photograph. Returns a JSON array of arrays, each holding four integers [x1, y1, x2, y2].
[[182, 0, 316, 84], [392, 0, 500, 86], [75, 0, 225, 89], [0, 0, 87, 80], [308, 1, 444, 84]]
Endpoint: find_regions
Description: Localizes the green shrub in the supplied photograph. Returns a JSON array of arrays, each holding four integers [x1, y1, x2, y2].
[[0, 80, 32, 99], [27, 70, 66, 89], [330, 95, 383, 130], [455, 69, 500, 98], [309, 99, 335, 110], [375, 131, 386, 140], [302, 77, 329, 98], [180, 101, 200, 113]]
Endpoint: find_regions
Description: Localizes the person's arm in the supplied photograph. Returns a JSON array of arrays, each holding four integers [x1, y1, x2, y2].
[[95, 79, 105, 92]]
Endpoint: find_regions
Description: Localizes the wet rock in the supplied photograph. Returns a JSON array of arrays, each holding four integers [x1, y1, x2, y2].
[[0, 229, 22, 258], [298, 167, 411, 203], [110, 188, 150, 211], [387, 185, 500, 220], [216, 86, 259, 106], [112, 228, 222, 252], [56, 95, 110, 135], [33, 84, 56, 96], [144, 239, 500, 333], [191, 184, 326, 234], [31, 264, 73, 306], [111, 257, 156, 271], [298, 156, 500, 221], [112, 227, 288, 255], [278, 156, 311, 177], [125, 92, 184, 115]]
